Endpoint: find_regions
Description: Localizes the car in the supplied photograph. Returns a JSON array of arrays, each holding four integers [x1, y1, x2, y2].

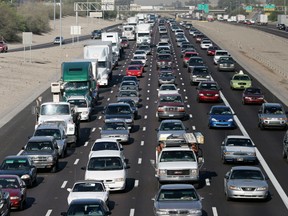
[[126, 65, 143, 77], [157, 119, 187, 143], [200, 40, 213, 49], [156, 46, 171, 55], [82, 150, 128, 191], [213, 50, 230, 64], [187, 57, 205, 73], [157, 84, 179, 97], [189, 28, 197, 35], [89, 138, 124, 159], [66, 95, 93, 121], [0, 41, 8, 53], [131, 55, 147, 66], [180, 44, 195, 54], [242, 87, 265, 105], [206, 46, 219, 56], [21, 136, 60, 172], [158, 71, 176, 86], [61, 199, 111, 216], [208, 105, 236, 129], [117, 89, 139, 106], [121, 76, 139, 89], [221, 135, 257, 164], [119, 80, 138, 91], [190, 66, 212, 85], [153, 184, 202, 216], [182, 51, 199, 67], [53, 36, 65, 44], [0, 175, 27, 210], [134, 49, 147, 57], [157, 94, 186, 120], [103, 103, 134, 130], [185, 23, 193, 29], [230, 70, 252, 90], [158, 65, 174, 74], [156, 53, 173, 69], [91, 29, 102, 39], [67, 180, 109, 205], [159, 34, 170, 43], [33, 122, 68, 158], [100, 119, 130, 143], [120, 37, 129, 48], [258, 102, 288, 130], [217, 56, 235, 72], [196, 81, 221, 102], [0, 155, 37, 187], [176, 37, 188, 47], [174, 29, 184, 35], [156, 41, 171, 48], [195, 33, 205, 43], [117, 98, 138, 119], [224, 166, 269, 201], [137, 44, 151, 55]]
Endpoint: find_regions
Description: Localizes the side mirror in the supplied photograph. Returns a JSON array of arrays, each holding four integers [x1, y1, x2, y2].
[[198, 157, 204, 164], [67, 188, 72, 192]]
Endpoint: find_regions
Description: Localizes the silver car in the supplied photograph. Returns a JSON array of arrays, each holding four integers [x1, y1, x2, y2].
[[153, 184, 202, 216], [100, 119, 130, 143], [221, 135, 256, 164], [224, 166, 269, 201], [157, 120, 187, 143]]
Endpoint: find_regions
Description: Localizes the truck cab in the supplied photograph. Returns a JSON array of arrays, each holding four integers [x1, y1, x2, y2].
[[66, 95, 92, 121]]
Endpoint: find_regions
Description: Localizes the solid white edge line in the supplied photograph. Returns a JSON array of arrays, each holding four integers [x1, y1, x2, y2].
[[17, 150, 23, 156], [74, 159, 79, 165], [220, 91, 288, 210], [212, 207, 218, 216], [129, 208, 135, 216], [61, 181, 68, 188], [45, 209, 53, 216], [144, 115, 147, 119]]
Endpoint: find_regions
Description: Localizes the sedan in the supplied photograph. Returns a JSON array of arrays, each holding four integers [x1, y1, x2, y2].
[[158, 84, 179, 97], [53, 36, 65, 44], [196, 81, 221, 102], [117, 90, 139, 106], [221, 135, 256, 164], [67, 180, 109, 205], [224, 166, 269, 201], [208, 105, 236, 129], [217, 56, 235, 72], [153, 184, 202, 216], [117, 98, 138, 119], [207, 46, 219, 56], [242, 87, 265, 105], [187, 57, 205, 73], [200, 40, 213, 49], [158, 71, 176, 86], [230, 71, 252, 90], [131, 55, 147, 66], [157, 94, 186, 120], [157, 119, 187, 142], [100, 119, 130, 143], [89, 138, 124, 158], [0, 155, 37, 187], [183, 51, 199, 67], [126, 65, 143, 77], [0, 175, 27, 210]]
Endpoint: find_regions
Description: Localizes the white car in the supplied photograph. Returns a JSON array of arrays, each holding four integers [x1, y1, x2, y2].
[[200, 40, 213, 49], [132, 55, 147, 66], [157, 84, 179, 97], [67, 180, 109, 205], [213, 50, 230, 64], [83, 150, 128, 191], [156, 42, 171, 49], [89, 138, 124, 158], [133, 50, 147, 58], [175, 29, 184, 35]]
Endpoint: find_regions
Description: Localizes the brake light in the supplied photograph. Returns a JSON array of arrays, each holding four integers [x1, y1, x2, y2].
[[178, 107, 185, 112], [158, 107, 164, 112]]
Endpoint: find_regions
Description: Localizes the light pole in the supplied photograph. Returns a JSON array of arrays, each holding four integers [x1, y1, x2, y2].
[[60, 0, 62, 47], [285, 0, 287, 15]]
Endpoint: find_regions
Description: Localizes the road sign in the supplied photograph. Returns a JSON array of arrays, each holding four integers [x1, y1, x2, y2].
[[197, 4, 209, 13]]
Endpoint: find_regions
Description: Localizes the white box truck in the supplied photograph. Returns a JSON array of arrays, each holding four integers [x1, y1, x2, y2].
[[256, 14, 268, 25], [136, 23, 151, 45], [84, 41, 113, 87], [122, 25, 135, 40], [236, 14, 246, 23], [101, 32, 122, 61], [277, 15, 288, 30]]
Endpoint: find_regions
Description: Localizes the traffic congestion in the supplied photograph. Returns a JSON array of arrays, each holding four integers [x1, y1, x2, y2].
[[0, 13, 288, 216]]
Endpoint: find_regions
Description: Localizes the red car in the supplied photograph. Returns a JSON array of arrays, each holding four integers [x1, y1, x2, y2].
[[207, 46, 218, 56], [183, 51, 199, 67], [196, 81, 221, 102], [0, 41, 8, 53], [0, 175, 27, 210], [120, 38, 129, 48], [126, 65, 143, 77], [242, 87, 265, 105]]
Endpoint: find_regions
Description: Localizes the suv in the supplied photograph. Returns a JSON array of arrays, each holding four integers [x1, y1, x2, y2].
[[157, 94, 186, 120], [21, 136, 60, 172], [33, 122, 68, 158], [258, 103, 288, 130], [91, 29, 102, 39]]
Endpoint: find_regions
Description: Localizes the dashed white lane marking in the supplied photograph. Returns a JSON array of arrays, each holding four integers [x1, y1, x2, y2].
[[134, 180, 139, 187], [177, 68, 180, 71], [149, 73, 151, 76], [147, 90, 150, 93], [212, 207, 218, 216], [84, 141, 89, 147], [74, 159, 79, 165], [148, 83, 150, 86], [180, 77, 183, 80], [129, 208, 135, 216], [138, 158, 142, 164], [61, 181, 68, 188], [144, 115, 147, 119], [107, 98, 110, 101], [178, 72, 181, 75], [143, 127, 146, 131], [110, 90, 113, 93], [187, 105, 190, 108], [146, 106, 149, 109], [91, 128, 96, 132], [189, 114, 193, 118], [113, 84, 116, 87], [182, 83, 184, 86], [98, 116, 102, 120], [192, 126, 196, 130], [45, 209, 53, 216], [183, 89, 186, 92], [147, 97, 149, 100], [185, 96, 188, 100], [148, 78, 151, 81], [205, 178, 210, 186]]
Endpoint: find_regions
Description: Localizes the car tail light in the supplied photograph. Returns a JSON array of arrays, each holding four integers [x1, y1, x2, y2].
[[178, 107, 185, 112], [158, 107, 164, 112]]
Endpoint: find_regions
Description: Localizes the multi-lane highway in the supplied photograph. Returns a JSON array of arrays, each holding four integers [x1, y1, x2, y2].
[[2, 19, 288, 216]]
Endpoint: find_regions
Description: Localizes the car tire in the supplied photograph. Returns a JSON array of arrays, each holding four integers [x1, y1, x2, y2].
[[197, 97, 201, 103], [51, 161, 59, 173], [259, 123, 265, 130], [282, 150, 287, 159], [221, 155, 227, 164], [225, 193, 231, 201]]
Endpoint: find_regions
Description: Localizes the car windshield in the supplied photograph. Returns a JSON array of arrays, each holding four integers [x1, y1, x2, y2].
[[226, 138, 253, 147], [133, 56, 145, 60], [128, 66, 140, 71], [0, 177, 20, 189], [160, 95, 182, 103], [233, 75, 250, 81], [216, 51, 228, 56], [193, 68, 209, 75], [72, 182, 104, 192], [0, 159, 30, 170], [160, 150, 196, 162], [106, 105, 131, 114], [245, 88, 262, 94], [26, 141, 53, 151], [87, 157, 123, 170], [119, 91, 137, 97], [263, 106, 284, 114], [160, 72, 173, 78], [160, 122, 184, 131], [130, 61, 143, 65], [158, 189, 199, 201], [67, 204, 104, 216], [160, 85, 176, 91], [211, 107, 232, 115], [40, 104, 70, 115], [92, 141, 119, 151], [102, 122, 127, 130], [68, 99, 88, 108], [199, 83, 218, 90], [34, 129, 61, 140], [230, 170, 264, 180], [188, 58, 203, 64]]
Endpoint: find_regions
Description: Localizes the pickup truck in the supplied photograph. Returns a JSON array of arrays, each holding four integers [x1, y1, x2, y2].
[[0, 188, 10, 216]]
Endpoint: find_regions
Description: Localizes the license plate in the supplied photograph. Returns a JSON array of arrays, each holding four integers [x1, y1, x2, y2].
[[237, 158, 244, 161], [169, 114, 174, 117]]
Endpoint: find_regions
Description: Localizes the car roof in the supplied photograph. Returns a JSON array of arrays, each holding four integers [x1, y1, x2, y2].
[[28, 136, 55, 142], [106, 103, 130, 107]]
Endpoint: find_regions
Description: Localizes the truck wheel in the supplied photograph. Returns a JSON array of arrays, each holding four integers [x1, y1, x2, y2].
[[51, 161, 59, 173]]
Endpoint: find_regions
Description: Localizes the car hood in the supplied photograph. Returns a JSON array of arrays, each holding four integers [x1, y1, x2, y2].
[[85, 169, 125, 182], [0, 169, 30, 176], [155, 200, 202, 210], [259, 113, 286, 118], [198, 90, 219, 94], [158, 161, 197, 169], [228, 179, 268, 188], [224, 146, 255, 153], [101, 130, 129, 135], [22, 150, 54, 156], [210, 114, 233, 120], [2, 188, 21, 197]]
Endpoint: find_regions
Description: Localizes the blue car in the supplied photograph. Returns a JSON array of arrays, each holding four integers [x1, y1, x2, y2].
[[208, 105, 236, 129]]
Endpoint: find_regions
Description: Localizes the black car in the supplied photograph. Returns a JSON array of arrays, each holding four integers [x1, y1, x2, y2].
[[61, 199, 111, 216], [91, 29, 102, 39], [0, 155, 37, 187]]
